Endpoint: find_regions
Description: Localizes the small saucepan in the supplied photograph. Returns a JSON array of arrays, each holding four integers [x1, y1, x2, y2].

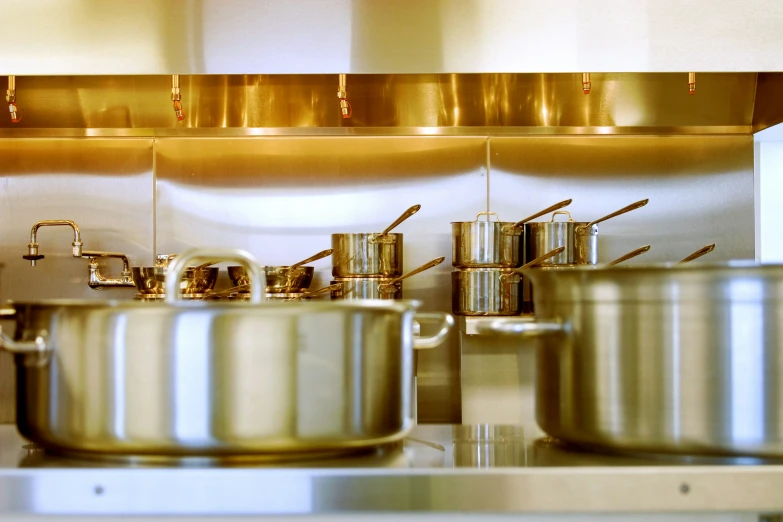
[[331, 256, 444, 300], [525, 199, 649, 266], [132, 264, 219, 298], [451, 247, 565, 316], [228, 248, 333, 292], [451, 199, 572, 268], [332, 204, 421, 278]]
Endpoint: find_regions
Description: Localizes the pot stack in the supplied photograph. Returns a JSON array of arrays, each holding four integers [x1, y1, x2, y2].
[[451, 212, 528, 316], [451, 200, 574, 316], [330, 205, 421, 300]]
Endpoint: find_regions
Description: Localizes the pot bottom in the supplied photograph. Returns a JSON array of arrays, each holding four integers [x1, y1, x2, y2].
[[22, 443, 388, 467], [537, 420, 783, 460]]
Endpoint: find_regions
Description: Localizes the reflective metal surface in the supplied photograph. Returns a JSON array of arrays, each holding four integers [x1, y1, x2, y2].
[[478, 263, 783, 457], [2, 424, 783, 516], [228, 265, 313, 292], [132, 266, 219, 296], [451, 213, 523, 268], [0, 73, 772, 134], [155, 136, 483, 423], [3, 0, 783, 74], [451, 269, 521, 316], [0, 299, 441, 455], [331, 233, 403, 278], [525, 212, 595, 265], [490, 136, 754, 264], [0, 139, 154, 423], [330, 277, 402, 300]]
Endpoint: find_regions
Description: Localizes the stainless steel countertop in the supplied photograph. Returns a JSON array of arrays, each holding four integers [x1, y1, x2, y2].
[[1, 424, 783, 516]]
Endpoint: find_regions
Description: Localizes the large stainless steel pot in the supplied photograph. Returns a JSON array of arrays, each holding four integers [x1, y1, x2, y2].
[[477, 262, 783, 458], [524, 199, 648, 265], [451, 199, 572, 268], [0, 248, 454, 457], [331, 204, 420, 278]]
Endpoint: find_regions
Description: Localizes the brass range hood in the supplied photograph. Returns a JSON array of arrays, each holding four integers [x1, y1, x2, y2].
[[1, 73, 782, 136], [1, 0, 783, 136]]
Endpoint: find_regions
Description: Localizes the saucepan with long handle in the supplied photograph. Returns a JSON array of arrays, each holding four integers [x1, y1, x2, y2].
[[451, 199, 572, 268], [332, 204, 422, 278]]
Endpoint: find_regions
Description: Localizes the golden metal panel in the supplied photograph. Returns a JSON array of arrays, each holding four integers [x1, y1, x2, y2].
[[3, 0, 783, 74], [491, 136, 754, 262], [0, 73, 758, 134], [752, 73, 783, 133], [155, 136, 487, 422], [0, 138, 154, 423]]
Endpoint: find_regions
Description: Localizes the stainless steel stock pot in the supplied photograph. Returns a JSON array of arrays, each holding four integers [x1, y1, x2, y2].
[[477, 262, 783, 458], [0, 248, 454, 457]]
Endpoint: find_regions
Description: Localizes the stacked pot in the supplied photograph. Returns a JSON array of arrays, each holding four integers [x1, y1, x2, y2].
[[451, 200, 573, 316], [330, 204, 445, 300], [521, 198, 650, 311]]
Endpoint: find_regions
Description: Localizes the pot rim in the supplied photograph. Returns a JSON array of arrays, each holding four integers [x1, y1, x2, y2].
[[4, 298, 423, 313]]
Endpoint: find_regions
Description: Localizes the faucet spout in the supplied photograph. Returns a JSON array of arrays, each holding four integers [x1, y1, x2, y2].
[[24, 220, 84, 266], [82, 251, 135, 289]]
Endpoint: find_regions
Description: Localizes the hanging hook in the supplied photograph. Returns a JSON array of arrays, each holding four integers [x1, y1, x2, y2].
[[6, 76, 20, 123], [581, 73, 591, 94], [338, 73, 351, 119], [688, 72, 696, 95], [171, 74, 185, 121]]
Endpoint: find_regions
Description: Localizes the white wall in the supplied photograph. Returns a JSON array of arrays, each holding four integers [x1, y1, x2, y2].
[[755, 124, 783, 262]]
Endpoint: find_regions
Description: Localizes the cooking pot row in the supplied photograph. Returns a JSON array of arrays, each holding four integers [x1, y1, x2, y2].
[[452, 198, 649, 268]]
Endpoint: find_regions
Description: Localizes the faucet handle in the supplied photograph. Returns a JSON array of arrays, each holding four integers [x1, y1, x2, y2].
[[22, 254, 44, 267]]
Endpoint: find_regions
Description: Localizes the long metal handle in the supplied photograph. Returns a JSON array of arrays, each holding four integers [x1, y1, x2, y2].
[[412, 312, 455, 349], [206, 283, 250, 299], [506, 246, 565, 278], [474, 317, 564, 337], [288, 248, 334, 271], [0, 325, 49, 354], [510, 198, 573, 228], [381, 256, 445, 288], [379, 204, 422, 236], [678, 243, 716, 264], [295, 283, 343, 300], [166, 248, 265, 304], [606, 244, 651, 267], [581, 198, 649, 229]]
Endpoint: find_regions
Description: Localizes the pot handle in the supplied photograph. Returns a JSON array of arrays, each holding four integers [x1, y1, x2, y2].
[[413, 312, 455, 349], [166, 248, 267, 304], [474, 317, 565, 337], [0, 325, 48, 354], [549, 211, 575, 223]]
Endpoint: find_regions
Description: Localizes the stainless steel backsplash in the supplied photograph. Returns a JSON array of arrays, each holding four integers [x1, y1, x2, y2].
[[0, 135, 754, 424]]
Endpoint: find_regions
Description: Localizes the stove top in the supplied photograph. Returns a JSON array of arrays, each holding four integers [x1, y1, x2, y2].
[[2, 424, 780, 469], [2, 424, 783, 516]]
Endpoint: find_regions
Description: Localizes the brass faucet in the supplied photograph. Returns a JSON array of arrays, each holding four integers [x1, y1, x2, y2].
[[24, 220, 84, 266], [81, 251, 135, 289], [6, 75, 19, 123]]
